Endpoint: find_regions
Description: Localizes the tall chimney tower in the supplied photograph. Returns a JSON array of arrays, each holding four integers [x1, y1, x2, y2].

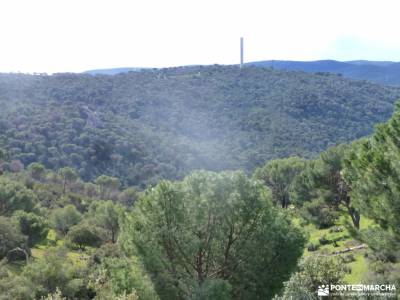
[[240, 37, 244, 68]]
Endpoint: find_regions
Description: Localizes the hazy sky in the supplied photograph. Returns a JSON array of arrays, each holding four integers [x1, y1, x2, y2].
[[1, 0, 399, 73]]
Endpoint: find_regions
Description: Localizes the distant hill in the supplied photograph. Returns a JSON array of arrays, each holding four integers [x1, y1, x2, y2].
[[247, 60, 400, 86], [1, 65, 400, 187], [84, 60, 400, 86], [84, 67, 145, 75]]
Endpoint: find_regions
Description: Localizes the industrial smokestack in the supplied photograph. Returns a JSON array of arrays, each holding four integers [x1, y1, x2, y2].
[[240, 37, 244, 68]]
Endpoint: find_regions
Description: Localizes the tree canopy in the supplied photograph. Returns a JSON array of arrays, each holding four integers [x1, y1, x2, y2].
[[121, 171, 305, 300], [0, 178, 36, 216], [0, 66, 399, 186], [254, 157, 306, 208], [343, 103, 400, 260]]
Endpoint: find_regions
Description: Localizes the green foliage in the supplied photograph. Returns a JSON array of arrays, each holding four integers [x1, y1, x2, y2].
[[1, 67, 400, 299], [276, 255, 347, 299], [0, 266, 35, 300], [41, 288, 67, 300], [67, 223, 102, 250], [118, 187, 139, 207], [364, 259, 400, 290], [0, 149, 8, 162], [20, 247, 93, 299], [59, 167, 78, 194], [90, 242, 122, 265], [28, 162, 46, 181], [249, 60, 400, 86], [254, 157, 306, 207], [343, 103, 400, 260], [359, 227, 400, 262], [90, 257, 159, 300], [344, 103, 400, 234], [88, 243, 158, 300], [0, 178, 36, 215], [95, 175, 120, 199], [194, 279, 232, 300], [0, 67, 399, 186], [292, 145, 360, 228], [292, 145, 346, 205], [0, 216, 27, 259], [121, 171, 305, 300], [306, 242, 319, 252], [88, 200, 124, 243], [13, 211, 49, 246], [52, 205, 82, 235], [301, 198, 338, 229], [0, 148, 9, 176]]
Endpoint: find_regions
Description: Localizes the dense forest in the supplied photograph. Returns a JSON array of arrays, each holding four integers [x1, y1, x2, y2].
[[248, 60, 400, 86], [87, 60, 400, 87], [1, 65, 400, 187], [1, 66, 400, 299]]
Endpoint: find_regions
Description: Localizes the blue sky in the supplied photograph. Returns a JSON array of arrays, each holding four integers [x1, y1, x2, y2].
[[0, 0, 399, 73]]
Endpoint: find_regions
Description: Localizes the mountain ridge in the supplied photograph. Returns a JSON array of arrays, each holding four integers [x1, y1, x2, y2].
[[247, 60, 400, 86], [84, 60, 400, 86]]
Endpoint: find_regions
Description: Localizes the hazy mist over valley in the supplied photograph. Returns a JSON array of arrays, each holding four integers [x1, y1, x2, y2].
[[1, 65, 399, 187], [1, 1, 400, 299]]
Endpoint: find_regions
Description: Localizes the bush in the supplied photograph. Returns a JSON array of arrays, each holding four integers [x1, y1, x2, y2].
[[360, 227, 400, 263], [307, 243, 319, 252], [13, 211, 49, 246], [300, 198, 338, 228], [0, 216, 27, 260], [21, 247, 93, 299], [89, 243, 121, 266], [277, 255, 347, 299], [342, 254, 356, 263], [41, 288, 67, 300], [88, 256, 158, 300], [319, 235, 331, 245], [329, 226, 343, 233], [0, 268, 35, 299]]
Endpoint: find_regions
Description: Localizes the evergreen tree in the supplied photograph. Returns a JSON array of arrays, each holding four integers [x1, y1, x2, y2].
[[121, 171, 305, 300]]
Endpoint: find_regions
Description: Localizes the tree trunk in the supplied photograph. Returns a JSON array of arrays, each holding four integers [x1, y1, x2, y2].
[[347, 206, 360, 229], [63, 178, 67, 194], [197, 249, 204, 286], [282, 195, 290, 208], [111, 230, 115, 243]]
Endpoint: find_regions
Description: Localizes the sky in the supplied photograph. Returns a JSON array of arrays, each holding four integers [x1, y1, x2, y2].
[[0, 0, 400, 73]]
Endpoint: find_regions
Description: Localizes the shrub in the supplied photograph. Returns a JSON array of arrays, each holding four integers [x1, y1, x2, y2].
[[13, 211, 49, 246], [300, 198, 338, 228], [307, 243, 319, 252], [0, 216, 27, 260], [319, 235, 331, 245], [277, 255, 347, 299], [329, 226, 343, 233], [342, 254, 356, 263]]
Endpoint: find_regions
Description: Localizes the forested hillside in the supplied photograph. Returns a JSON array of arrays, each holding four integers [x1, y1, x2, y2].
[[248, 60, 400, 86], [1, 65, 399, 187], [2, 104, 400, 299]]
